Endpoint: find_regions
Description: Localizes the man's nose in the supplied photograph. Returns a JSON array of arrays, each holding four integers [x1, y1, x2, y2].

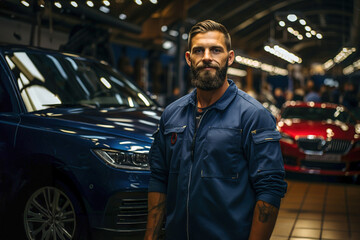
[[202, 49, 212, 61]]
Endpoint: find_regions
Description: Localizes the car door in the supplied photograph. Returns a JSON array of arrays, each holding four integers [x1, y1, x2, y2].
[[0, 56, 21, 210]]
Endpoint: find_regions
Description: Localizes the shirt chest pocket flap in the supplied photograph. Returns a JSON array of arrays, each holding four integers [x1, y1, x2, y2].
[[164, 125, 187, 172]]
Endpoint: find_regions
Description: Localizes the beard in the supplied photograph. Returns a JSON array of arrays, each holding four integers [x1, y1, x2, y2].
[[190, 59, 228, 91]]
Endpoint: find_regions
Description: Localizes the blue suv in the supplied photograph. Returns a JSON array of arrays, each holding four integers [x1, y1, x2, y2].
[[0, 45, 162, 239]]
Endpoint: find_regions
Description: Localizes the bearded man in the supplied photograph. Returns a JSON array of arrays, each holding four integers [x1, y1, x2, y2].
[[144, 20, 287, 240]]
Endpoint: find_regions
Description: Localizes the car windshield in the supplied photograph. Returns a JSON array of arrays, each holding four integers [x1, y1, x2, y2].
[[4, 50, 156, 112], [281, 106, 356, 124]]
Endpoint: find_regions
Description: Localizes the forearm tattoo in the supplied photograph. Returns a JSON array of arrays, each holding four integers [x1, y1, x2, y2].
[[149, 200, 166, 237], [257, 201, 275, 223]]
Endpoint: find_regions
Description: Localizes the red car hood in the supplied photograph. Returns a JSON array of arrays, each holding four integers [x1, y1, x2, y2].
[[278, 119, 355, 141]]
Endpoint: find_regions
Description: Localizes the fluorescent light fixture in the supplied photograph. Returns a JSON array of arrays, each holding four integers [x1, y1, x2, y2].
[[323, 47, 356, 71], [150, 0, 158, 4], [21, 1, 30, 7], [161, 25, 168, 32], [119, 13, 127, 20], [70, 1, 78, 7], [311, 30, 316, 35], [103, 0, 110, 6], [306, 32, 312, 38], [316, 33, 323, 39], [297, 35, 303, 40], [343, 59, 360, 75], [135, 0, 142, 5], [299, 19, 306, 25], [227, 67, 247, 77], [99, 6, 110, 13], [305, 26, 311, 31], [86, 1, 94, 7], [279, 21, 285, 27], [287, 14, 297, 22], [169, 30, 179, 37], [264, 44, 302, 64], [182, 33, 188, 40], [162, 41, 174, 50], [54, 1, 62, 8], [235, 55, 288, 76]]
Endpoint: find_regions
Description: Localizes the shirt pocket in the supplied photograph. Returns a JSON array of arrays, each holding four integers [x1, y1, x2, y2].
[[164, 125, 187, 173], [202, 127, 243, 179], [251, 128, 283, 171]]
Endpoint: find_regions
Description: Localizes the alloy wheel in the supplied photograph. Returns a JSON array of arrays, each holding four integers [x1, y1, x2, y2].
[[24, 186, 76, 240]]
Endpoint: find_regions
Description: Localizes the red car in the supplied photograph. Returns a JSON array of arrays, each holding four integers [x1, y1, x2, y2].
[[277, 101, 360, 177]]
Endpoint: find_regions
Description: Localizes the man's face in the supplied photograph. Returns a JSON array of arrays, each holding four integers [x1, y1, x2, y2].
[[185, 31, 234, 90]]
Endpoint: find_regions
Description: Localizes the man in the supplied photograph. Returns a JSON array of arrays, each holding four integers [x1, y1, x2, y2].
[[145, 20, 287, 240]]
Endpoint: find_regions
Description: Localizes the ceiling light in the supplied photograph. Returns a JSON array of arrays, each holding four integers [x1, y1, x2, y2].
[[236, 54, 288, 75], [161, 25, 168, 32], [119, 13, 127, 20], [279, 21, 285, 27], [103, 0, 110, 6], [311, 30, 316, 35], [70, 1, 78, 7], [306, 32, 312, 38], [297, 35, 303, 40], [323, 48, 356, 71], [316, 33, 323, 39], [287, 27, 294, 33], [343, 59, 360, 75], [305, 26, 311, 31], [287, 14, 297, 22], [149, 0, 158, 4], [299, 19, 306, 25], [135, 0, 142, 5], [182, 33, 188, 40], [21, 1, 30, 7], [162, 41, 174, 50], [99, 6, 110, 13], [54, 1, 62, 8], [264, 44, 302, 64], [227, 67, 247, 77], [169, 30, 179, 37], [86, 1, 94, 7]]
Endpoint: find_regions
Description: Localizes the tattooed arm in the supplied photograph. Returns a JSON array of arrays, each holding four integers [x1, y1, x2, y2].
[[248, 200, 279, 240], [144, 192, 167, 240]]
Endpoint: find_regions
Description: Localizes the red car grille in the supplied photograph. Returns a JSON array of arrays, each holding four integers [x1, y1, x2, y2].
[[297, 138, 351, 154]]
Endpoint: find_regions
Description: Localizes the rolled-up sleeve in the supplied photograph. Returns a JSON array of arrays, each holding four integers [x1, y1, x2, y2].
[[244, 108, 287, 208], [148, 117, 169, 193]]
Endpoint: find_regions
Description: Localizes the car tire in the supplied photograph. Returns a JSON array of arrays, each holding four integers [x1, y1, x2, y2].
[[21, 182, 90, 240]]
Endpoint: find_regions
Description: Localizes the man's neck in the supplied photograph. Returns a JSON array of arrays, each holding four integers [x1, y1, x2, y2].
[[197, 79, 229, 109]]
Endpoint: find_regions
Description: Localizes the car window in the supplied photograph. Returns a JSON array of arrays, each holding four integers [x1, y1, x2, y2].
[[4, 51, 156, 112], [0, 69, 13, 113], [282, 106, 356, 124]]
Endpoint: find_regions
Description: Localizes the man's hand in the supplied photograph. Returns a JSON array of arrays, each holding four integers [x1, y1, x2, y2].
[[248, 200, 279, 240], [144, 192, 166, 240]]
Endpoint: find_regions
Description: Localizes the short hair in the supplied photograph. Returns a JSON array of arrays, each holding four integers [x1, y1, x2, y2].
[[188, 20, 231, 51]]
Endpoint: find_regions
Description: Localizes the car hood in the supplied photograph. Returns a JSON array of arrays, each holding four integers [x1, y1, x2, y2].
[[27, 107, 163, 143], [278, 118, 356, 141]]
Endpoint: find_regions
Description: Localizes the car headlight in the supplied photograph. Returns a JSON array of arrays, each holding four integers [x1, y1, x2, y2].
[[280, 132, 295, 144], [93, 149, 149, 170], [355, 124, 360, 134]]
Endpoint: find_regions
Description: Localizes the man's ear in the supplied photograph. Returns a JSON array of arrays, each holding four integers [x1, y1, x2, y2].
[[228, 50, 235, 66], [185, 51, 191, 67]]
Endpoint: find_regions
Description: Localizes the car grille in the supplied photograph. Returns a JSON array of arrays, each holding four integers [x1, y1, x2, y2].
[[116, 198, 148, 231], [297, 138, 351, 154]]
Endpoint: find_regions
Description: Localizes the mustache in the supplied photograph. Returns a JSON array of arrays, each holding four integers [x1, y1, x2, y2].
[[196, 63, 219, 70]]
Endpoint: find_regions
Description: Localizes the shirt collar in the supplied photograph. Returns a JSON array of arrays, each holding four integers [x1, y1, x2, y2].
[[185, 79, 237, 111]]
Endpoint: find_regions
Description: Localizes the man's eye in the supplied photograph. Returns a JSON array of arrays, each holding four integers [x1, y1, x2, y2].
[[212, 48, 221, 53], [193, 49, 203, 54]]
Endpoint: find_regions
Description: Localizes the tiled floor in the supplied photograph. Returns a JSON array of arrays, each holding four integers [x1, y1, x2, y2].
[[271, 176, 360, 240]]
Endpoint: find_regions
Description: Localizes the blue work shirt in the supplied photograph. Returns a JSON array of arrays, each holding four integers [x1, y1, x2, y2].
[[149, 80, 287, 240]]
